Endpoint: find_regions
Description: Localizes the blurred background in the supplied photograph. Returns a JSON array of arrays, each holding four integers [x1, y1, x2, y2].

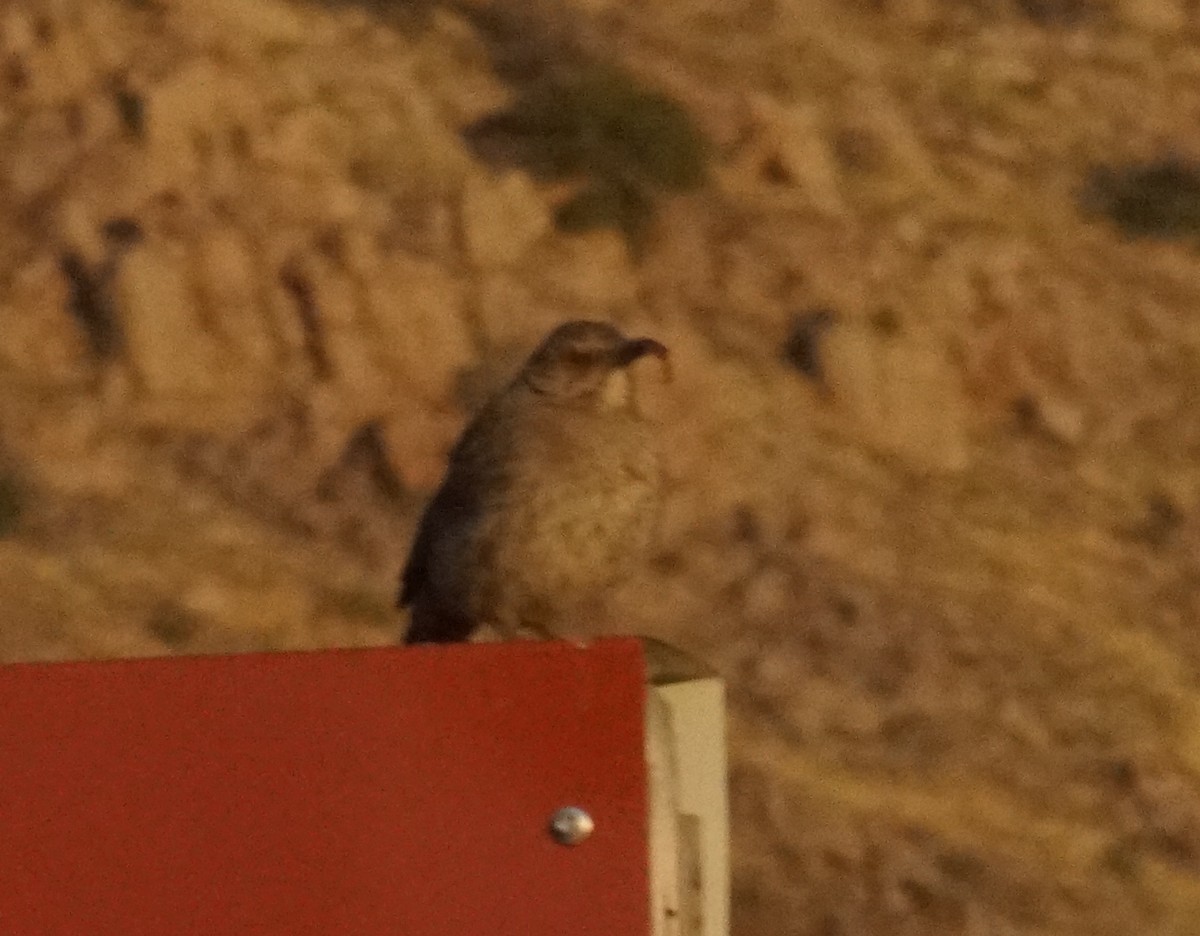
[[4, 0, 1200, 931]]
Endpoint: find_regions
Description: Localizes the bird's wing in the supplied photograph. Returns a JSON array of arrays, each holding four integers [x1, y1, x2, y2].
[[395, 449, 495, 609], [397, 506, 435, 609], [397, 394, 519, 610]]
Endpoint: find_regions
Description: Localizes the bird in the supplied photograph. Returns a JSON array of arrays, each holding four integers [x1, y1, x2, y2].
[[398, 319, 669, 645]]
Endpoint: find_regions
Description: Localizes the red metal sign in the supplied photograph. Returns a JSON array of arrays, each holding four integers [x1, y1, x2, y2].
[[0, 638, 650, 935]]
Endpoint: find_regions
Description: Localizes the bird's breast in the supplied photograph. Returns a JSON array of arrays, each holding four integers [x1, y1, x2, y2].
[[485, 412, 661, 599]]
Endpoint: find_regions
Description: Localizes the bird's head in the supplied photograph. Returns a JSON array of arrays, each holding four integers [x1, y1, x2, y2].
[[520, 320, 670, 409]]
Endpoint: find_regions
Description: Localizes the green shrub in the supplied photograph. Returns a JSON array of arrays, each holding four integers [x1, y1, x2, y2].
[[465, 65, 710, 245], [1082, 158, 1200, 240]]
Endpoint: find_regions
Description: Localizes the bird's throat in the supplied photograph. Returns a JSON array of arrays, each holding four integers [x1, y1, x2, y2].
[[600, 368, 633, 411]]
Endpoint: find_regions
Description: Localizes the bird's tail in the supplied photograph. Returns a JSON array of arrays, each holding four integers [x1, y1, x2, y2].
[[403, 603, 476, 645]]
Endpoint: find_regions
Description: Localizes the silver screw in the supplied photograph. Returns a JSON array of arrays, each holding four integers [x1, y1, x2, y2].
[[549, 806, 595, 845]]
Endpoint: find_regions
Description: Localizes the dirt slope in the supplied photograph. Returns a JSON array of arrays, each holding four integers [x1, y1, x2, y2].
[[4, 0, 1200, 932]]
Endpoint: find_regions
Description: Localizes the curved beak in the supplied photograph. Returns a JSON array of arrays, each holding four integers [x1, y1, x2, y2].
[[614, 337, 669, 368]]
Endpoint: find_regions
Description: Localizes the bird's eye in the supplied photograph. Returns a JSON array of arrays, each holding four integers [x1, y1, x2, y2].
[[563, 349, 593, 367]]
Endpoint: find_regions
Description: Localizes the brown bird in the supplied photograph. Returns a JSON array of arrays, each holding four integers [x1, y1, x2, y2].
[[399, 320, 669, 645]]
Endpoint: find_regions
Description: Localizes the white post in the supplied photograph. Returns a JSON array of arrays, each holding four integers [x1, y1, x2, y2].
[[643, 640, 729, 936]]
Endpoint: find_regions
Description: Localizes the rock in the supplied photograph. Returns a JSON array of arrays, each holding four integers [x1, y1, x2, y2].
[[323, 179, 366, 225], [172, 0, 307, 45], [370, 67, 476, 195], [301, 385, 363, 473], [827, 323, 970, 473], [116, 242, 221, 395], [143, 59, 222, 191], [377, 405, 466, 491], [249, 170, 340, 231], [530, 229, 638, 311], [0, 259, 90, 383], [824, 324, 883, 413], [257, 106, 352, 175], [57, 199, 106, 268], [888, 0, 937, 25], [79, 2, 137, 72], [414, 10, 507, 125], [0, 7, 37, 56], [301, 255, 390, 406], [197, 228, 279, 373], [641, 197, 717, 306], [743, 566, 794, 623], [878, 334, 971, 473], [1017, 388, 1089, 446], [182, 580, 315, 638], [364, 252, 475, 403], [1131, 767, 1200, 864], [736, 96, 846, 217], [23, 24, 96, 105], [141, 61, 260, 194], [475, 272, 561, 351], [1, 8, 94, 105], [338, 228, 382, 280], [462, 170, 551, 269], [7, 107, 79, 198], [1117, 0, 1186, 33], [256, 234, 320, 385], [838, 85, 936, 188]]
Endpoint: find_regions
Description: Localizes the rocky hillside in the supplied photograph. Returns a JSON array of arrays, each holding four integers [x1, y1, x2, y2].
[[5, 0, 1200, 932]]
